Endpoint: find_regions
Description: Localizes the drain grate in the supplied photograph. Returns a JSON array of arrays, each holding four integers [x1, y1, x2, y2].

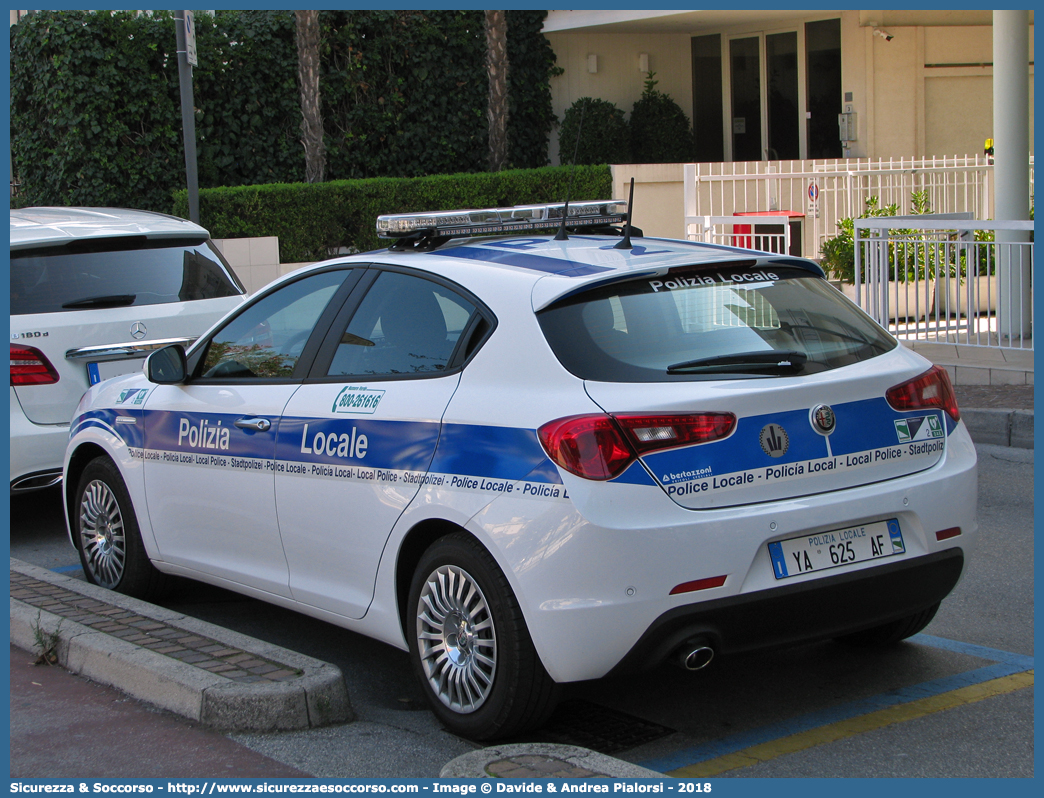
[[533, 699, 676, 755]]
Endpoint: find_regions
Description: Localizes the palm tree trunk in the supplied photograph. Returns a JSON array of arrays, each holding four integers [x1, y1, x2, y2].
[[485, 11, 509, 172], [295, 10, 325, 183]]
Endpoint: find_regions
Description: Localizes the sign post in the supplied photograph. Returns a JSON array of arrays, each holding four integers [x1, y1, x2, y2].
[[807, 181, 820, 219], [175, 10, 200, 223]]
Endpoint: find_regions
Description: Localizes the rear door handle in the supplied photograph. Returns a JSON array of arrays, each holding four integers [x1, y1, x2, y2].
[[234, 417, 272, 432]]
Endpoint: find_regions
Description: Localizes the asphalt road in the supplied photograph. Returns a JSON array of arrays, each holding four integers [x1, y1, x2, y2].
[[9, 443, 1033, 778]]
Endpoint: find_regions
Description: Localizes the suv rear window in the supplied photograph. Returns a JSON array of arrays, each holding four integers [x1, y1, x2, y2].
[[538, 264, 896, 382], [10, 237, 244, 315]]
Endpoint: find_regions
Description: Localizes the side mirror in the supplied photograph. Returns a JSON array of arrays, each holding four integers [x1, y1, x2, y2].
[[146, 344, 187, 384]]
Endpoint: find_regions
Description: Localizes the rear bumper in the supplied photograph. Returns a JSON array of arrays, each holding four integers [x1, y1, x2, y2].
[[10, 389, 69, 491], [474, 423, 976, 683], [608, 547, 964, 675]]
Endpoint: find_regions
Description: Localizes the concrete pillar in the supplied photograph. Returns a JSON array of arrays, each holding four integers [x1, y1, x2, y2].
[[993, 10, 1032, 340]]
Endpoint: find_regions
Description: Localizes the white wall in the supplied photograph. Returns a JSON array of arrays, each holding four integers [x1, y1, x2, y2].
[[212, 237, 312, 295], [545, 32, 694, 164]]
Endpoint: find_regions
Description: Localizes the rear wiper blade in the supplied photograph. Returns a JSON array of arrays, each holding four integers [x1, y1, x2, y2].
[[667, 350, 807, 374], [61, 294, 136, 309]]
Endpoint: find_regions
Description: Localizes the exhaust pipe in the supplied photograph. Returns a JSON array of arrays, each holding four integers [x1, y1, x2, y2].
[[675, 639, 715, 671]]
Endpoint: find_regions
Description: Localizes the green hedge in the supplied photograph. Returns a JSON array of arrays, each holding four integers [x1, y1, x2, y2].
[[11, 10, 558, 212], [175, 165, 614, 262]]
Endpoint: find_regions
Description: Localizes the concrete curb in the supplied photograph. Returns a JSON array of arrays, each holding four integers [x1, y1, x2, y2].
[[962, 408, 1034, 449], [10, 559, 352, 732], [440, 743, 664, 779]]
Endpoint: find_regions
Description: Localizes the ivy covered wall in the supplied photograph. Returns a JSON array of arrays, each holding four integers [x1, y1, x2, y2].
[[10, 9, 559, 212]]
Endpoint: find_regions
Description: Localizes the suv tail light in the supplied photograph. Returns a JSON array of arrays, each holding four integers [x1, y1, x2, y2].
[[539, 412, 736, 481], [10, 344, 60, 386], [886, 365, 960, 422]]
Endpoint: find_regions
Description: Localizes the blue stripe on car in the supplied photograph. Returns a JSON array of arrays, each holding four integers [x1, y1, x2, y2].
[[73, 395, 949, 492], [435, 246, 611, 277], [431, 423, 563, 484], [641, 397, 945, 482]]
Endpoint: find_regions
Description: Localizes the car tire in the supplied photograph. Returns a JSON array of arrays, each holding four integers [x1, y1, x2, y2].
[[407, 532, 559, 740], [834, 601, 941, 647], [74, 457, 172, 601]]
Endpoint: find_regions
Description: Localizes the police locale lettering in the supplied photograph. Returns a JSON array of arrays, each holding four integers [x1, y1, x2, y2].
[[177, 417, 230, 450], [300, 423, 368, 460]]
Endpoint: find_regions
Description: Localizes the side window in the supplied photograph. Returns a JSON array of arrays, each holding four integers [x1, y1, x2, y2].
[[326, 271, 476, 377], [199, 270, 347, 380]]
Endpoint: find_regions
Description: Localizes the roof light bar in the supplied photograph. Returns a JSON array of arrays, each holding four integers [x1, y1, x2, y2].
[[376, 200, 628, 240]]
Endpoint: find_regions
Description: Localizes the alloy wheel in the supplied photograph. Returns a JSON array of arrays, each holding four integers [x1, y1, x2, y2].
[[78, 479, 127, 589], [416, 564, 497, 713]]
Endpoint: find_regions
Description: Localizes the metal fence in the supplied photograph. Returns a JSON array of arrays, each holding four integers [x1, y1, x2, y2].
[[683, 155, 1034, 261], [684, 214, 793, 254], [853, 216, 1034, 350]]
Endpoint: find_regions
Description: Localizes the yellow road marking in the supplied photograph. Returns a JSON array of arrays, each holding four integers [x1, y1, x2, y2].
[[668, 670, 1034, 778]]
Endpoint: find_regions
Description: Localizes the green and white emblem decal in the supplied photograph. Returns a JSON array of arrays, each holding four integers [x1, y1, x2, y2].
[[116, 388, 148, 405], [894, 414, 944, 443]]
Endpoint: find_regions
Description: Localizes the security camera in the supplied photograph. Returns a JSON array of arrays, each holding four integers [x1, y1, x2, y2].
[[873, 28, 894, 42]]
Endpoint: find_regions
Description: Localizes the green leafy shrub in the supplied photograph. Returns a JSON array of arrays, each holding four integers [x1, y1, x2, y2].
[[821, 191, 1000, 284], [819, 196, 900, 283], [174, 164, 613, 262], [629, 73, 694, 163], [557, 98, 630, 165]]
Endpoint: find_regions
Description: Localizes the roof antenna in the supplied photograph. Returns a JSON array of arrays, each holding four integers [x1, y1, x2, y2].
[[614, 177, 636, 250], [555, 98, 587, 241]]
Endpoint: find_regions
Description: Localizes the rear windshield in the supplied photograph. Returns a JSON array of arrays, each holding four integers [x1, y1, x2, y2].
[[10, 237, 244, 315], [538, 264, 896, 382]]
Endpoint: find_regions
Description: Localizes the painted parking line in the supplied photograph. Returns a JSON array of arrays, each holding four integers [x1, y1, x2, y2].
[[52, 564, 83, 574], [639, 634, 1034, 777]]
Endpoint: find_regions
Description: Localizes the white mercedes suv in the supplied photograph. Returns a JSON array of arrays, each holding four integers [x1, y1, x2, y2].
[[10, 207, 246, 492]]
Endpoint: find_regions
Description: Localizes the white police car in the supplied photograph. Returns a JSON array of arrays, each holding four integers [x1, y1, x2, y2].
[[64, 200, 977, 740]]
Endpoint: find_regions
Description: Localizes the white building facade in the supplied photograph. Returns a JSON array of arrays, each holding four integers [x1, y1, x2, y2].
[[543, 9, 1034, 166]]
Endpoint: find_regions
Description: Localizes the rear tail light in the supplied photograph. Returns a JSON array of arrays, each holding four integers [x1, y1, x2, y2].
[[538, 412, 736, 481], [885, 365, 960, 422], [10, 344, 60, 386], [614, 413, 737, 455], [538, 415, 634, 480]]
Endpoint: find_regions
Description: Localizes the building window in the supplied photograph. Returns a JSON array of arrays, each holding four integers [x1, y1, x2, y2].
[[692, 34, 725, 162], [805, 19, 843, 159]]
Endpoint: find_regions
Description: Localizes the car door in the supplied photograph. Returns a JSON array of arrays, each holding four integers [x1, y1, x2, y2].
[[275, 267, 490, 619], [142, 268, 360, 596]]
